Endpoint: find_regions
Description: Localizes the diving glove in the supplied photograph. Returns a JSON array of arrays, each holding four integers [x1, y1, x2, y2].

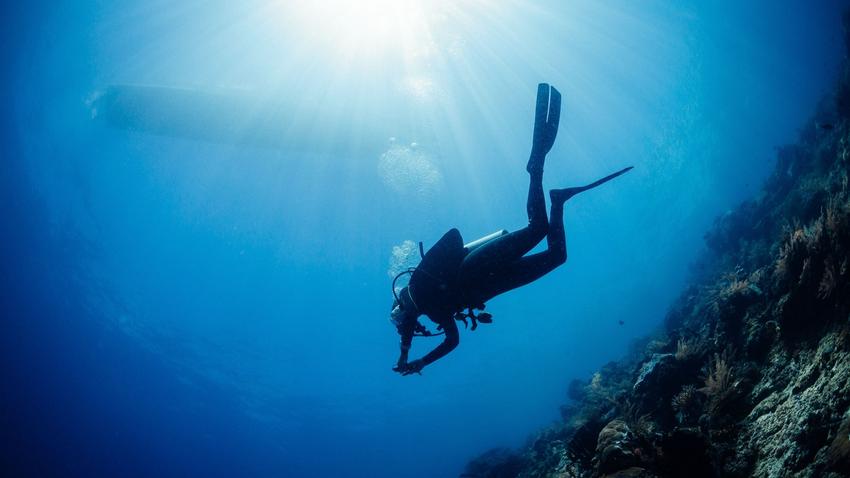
[[395, 359, 425, 376]]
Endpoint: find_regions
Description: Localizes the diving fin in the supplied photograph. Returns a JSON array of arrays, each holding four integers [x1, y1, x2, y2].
[[551, 166, 633, 203], [528, 83, 562, 173]]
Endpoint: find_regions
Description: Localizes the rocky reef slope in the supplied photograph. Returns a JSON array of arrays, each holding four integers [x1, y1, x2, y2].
[[464, 17, 850, 478]]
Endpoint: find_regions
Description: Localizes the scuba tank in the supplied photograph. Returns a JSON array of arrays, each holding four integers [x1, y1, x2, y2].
[[463, 229, 508, 252]]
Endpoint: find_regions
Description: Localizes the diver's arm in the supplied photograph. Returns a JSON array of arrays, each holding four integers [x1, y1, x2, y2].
[[396, 321, 415, 367], [420, 316, 460, 367], [399, 318, 458, 375]]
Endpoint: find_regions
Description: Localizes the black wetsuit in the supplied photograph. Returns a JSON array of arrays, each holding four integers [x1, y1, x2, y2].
[[397, 155, 567, 368]]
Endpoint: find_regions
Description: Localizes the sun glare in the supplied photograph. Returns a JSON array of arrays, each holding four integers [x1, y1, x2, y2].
[[283, 0, 450, 63]]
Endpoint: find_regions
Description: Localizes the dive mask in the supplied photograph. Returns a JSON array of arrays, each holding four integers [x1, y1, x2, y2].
[[390, 302, 406, 328]]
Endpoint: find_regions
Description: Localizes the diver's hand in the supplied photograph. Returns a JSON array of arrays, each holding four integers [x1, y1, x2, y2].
[[531, 83, 561, 158], [392, 357, 407, 373], [392, 357, 408, 374], [402, 359, 425, 375], [395, 359, 425, 376]]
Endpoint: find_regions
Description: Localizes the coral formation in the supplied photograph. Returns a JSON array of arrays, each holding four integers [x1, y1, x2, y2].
[[465, 13, 850, 478], [699, 348, 737, 416]]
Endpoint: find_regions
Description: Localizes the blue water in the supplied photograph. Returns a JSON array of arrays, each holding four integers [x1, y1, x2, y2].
[[2, 1, 848, 477]]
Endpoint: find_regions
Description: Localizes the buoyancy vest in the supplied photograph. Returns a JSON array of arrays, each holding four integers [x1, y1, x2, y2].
[[408, 228, 468, 316]]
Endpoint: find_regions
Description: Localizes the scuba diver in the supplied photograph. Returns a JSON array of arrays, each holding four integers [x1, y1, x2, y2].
[[390, 83, 632, 376]]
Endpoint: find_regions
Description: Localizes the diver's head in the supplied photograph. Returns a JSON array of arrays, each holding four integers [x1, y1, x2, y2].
[[389, 286, 419, 333], [390, 301, 408, 329]]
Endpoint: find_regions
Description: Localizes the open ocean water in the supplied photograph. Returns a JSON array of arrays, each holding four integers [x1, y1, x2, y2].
[[2, 1, 849, 477]]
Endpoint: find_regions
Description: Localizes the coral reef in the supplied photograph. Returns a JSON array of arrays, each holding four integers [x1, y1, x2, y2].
[[465, 13, 850, 478]]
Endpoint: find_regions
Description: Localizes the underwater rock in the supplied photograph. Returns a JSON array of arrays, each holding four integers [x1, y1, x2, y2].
[[564, 415, 610, 469], [595, 420, 639, 475], [632, 354, 674, 394], [731, 330, 850, 477], [657, 427, 712, 478], [631, 353, 684, 419]]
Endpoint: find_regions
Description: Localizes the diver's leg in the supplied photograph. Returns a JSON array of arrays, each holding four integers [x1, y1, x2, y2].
[[526, 166, 548, 231], [494, 167, 633, 285], [458, 84, 562, 279], [459, 161, 549, 276], [465, 84, 561, 265], [469, 195, 568, 301], [468, 166, 633, 302]]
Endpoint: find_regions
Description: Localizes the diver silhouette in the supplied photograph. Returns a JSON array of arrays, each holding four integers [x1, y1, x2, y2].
[[390, 83, 632, 375]]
